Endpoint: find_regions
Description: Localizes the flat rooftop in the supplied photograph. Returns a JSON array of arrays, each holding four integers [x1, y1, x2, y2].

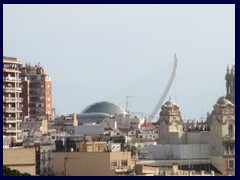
[[3, 56, 17, 61]]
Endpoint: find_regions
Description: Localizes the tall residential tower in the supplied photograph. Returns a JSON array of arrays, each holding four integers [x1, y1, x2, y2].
[[20, 63, 52, 121], [3, 56, 23, 142]]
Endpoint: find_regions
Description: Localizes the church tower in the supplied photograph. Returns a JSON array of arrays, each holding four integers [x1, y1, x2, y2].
[[225, 65, 235, 104], [158, 99, 184, 144], [207, 96, 235, 175]]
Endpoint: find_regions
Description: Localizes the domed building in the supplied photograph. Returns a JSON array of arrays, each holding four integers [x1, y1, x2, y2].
[[77, 101, 127, 124], [206, 96, 235, 175], [158, 99, 184, 144], [154, 65, 235, 175]]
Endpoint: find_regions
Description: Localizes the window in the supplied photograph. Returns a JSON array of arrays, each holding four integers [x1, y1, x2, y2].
[[230, 145, 234, 154], [121, 160, 128, 166], [225, 146, 229, 154], [225, 145, 231, 154], [228, 125, 233, 135], [228, 160, 234, 169], [36, 75, 41, 80], [110, 161, 117, 166]]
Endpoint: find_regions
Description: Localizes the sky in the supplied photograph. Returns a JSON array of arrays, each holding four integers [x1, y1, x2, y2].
[[3, 4, 235, 120]]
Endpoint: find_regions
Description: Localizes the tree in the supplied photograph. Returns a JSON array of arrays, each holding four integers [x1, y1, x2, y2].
[[3, 166, 31, 176]]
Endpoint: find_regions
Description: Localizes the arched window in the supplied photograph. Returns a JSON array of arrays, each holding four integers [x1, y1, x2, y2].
[[228, 124, 233, 135]]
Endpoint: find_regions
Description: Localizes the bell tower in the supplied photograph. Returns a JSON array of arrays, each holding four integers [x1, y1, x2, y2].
[[158, 99, 184, 144], [225, 65, 235, 104]]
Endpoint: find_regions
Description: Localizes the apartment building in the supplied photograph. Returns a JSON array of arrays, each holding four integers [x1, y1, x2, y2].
[[3, 146, 36, 175], [20, 63, 52, 121], [3, 56, 23, 142]]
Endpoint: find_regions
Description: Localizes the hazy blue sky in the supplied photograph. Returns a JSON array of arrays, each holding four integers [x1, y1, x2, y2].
[[3, 4, 235, 120]]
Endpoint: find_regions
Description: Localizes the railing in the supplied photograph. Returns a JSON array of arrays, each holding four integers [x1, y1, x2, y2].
[[3, 77, 21, 81], [3, 87, 22, 91], [30, 99, 45, 102], [4, 117, 22, 120], [3, 127, 17, 131], [3, 97, 22, 101], [29, 92, 45, 95], [3, 107, 22, 111], [223, 134, 235, 141]]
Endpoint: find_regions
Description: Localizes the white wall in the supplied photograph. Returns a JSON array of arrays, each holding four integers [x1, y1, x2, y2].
[[211, 156, 223, 173], [187, 131, 209, 144], [146, 144, 209, 160]]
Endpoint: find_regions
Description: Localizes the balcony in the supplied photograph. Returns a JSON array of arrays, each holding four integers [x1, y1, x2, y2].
[[3, 77, 21, 82], [3, 68, 21, 73], [223, 134, 235, 142], [4, 117, 22, 123], [3, 97, 22, 102], [3, 87, 22, 92], [3, 107, 22, 112], [3, 127, 21, 133]]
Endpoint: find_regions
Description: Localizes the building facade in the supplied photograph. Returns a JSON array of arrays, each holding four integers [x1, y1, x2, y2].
[[3, 56, 23, 142], [3, 147, 36, 175], [151, 65, 235, 175], [225, 65, 235, 104], [20, 63, 52, 121], [52, 151, 132, 176]]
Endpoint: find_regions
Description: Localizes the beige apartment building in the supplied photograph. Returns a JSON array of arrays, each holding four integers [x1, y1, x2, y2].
[[52, 151, 133, 176], [3, 56, 23, 142], [3, 147, 36, 175]]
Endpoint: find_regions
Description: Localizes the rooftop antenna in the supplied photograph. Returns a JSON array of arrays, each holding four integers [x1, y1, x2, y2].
[[126, 96, 134, 113], [200, 106, 204, 121]]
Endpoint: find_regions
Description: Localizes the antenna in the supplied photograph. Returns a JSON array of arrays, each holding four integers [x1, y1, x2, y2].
[[175, 59, 178, 104], [201, 106, 204, 121], [126, 96, 134, 113]]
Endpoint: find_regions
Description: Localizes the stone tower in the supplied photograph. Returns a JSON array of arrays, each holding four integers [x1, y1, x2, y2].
[[158, 99, 184, 144], [225, 65, 235, 104], [207, 96, 235, 175]]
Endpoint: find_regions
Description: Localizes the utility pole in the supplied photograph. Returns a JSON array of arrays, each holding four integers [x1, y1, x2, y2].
[[64, 155, 79, 176], [64, 156, 68, 176]]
